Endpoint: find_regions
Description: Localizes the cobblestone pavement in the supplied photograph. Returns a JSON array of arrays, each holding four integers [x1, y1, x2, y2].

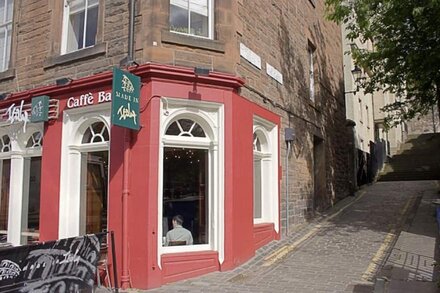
[[124, 181, 439, 293], [375, 181, 440, 292]]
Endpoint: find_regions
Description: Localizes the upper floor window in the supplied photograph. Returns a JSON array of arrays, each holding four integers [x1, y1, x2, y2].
[[62, 0, 99, 54], [308, 44, 316, 101], [170, 0, 213, 39], [0, 0, 13, 72]]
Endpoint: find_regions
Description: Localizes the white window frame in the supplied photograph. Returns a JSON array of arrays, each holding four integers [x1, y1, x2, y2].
[[252, 116, 279, 232], [0, 123, 44, 246], [0, 0, 13, 72], [61, 0, 99, 54], [169, 0, 214, 39], [59, 103, 110, 239], [157, 98, 224, 267], [0, 133, 11, 242], [20, 130, 43, 244]]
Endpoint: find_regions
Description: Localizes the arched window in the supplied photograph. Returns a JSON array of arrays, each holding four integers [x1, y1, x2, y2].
[[158, 99, 223, 261], [80, 122, 109, 235], [21, 131, 43, 244], [253, 118, 278, 228], [59, 109, 111, 239], [162, 118, 210, 247], [0, 135, 11, 242]]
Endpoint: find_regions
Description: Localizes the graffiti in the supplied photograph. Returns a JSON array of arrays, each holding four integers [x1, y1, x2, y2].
[[6, 100, 30, 132], [0, 260, 20, 281], [0, 233, 105, 292]]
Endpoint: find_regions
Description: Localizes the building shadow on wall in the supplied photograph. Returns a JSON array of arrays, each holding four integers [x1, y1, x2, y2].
[[276, 11, 350, 224]]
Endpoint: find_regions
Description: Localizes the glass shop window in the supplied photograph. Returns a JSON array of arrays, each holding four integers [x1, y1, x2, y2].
[[163, 147, 208, 245], [81, 122, 109, 234], [162, 118, 210, 246], [21, 132, 43, 244], [0, 135, 11, 243]]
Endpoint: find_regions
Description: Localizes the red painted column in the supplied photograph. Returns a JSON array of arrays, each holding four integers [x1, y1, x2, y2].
[[39, 121, 62, 241]]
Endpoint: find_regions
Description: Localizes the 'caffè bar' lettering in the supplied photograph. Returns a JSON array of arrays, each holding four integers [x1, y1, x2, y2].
[[67, 91, 111, 109]]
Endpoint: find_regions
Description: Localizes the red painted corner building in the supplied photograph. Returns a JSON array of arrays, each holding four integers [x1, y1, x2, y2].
[[0, 63, 281, 289]]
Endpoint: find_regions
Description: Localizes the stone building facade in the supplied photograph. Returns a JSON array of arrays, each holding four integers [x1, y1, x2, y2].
[[0, 0, 350, 289]]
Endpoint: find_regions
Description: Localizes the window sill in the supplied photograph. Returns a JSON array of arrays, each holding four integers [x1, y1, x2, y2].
[[0, 68, 15, 81], [161, 30, 225, 53], [44, 43, 107, 69]]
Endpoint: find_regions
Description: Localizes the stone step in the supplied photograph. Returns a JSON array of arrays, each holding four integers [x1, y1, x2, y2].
[[378, 133, 440, 181], [382, 164, 440, 172], [378, 172, 440, 181]]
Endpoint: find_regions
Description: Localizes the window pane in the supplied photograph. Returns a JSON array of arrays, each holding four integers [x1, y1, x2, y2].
[[170, 1, 189, 34], [0, 159, 10, 241], [82, 122, 109, 144], [178, 119, 194, 132], [85, 5, 98, 47], [6, 22, 10, 60], [253, 159, 262, 218], [1, 135, 10, 153], [69, 0, 86, 14], [6, 0, 13, 22], [88, 0, 99, 7], [91, 122, 103, 142], [191, 123, 206, 137], [190, 0, 208, 37], [253, 133, 261, 152], [163, 147, 208, 245], [85, 151, 108, 234], [0, 30, 5, 71], [26, 132, 43, 148], [69, 10, 85, 51], [22, 157, 41, 244], [165, 121, 180, 136], [0, 0, 12, 24], [0, 2, 4, 24]]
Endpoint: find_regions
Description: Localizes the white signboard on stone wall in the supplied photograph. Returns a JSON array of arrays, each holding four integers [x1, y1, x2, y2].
[[240, 43, 262, 69], [266, 63, 283, 84]]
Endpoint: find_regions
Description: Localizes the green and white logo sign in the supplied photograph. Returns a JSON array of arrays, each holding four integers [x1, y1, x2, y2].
[[30, 95, 49, 123], [111, 67, 140, 130]]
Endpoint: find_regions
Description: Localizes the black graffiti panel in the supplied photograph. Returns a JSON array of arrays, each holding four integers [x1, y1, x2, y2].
[[0, 233, 104, 292]]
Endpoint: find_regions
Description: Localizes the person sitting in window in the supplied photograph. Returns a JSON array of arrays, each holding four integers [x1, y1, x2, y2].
[[165, 215, 193, 246]]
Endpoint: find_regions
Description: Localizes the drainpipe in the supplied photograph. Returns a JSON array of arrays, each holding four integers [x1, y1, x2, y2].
[[120, 0, 136, 67], [120, 0, 135, 289], [121, 129, 131, 289], [128, 0, 135, 63], [285, 142, 291, 236], [284, 128, 294, 236]]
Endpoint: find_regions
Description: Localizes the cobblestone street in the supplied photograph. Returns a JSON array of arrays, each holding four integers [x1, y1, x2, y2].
[[130, 181, 440, 293]]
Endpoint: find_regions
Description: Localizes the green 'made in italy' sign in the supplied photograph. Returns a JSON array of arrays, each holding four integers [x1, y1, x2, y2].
[[111, 67, 141, 130]]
